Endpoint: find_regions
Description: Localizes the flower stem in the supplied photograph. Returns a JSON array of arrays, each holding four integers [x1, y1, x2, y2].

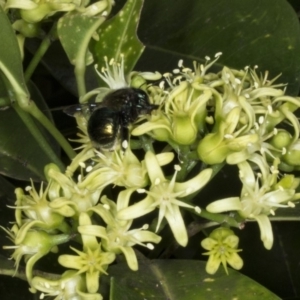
[[13, 103, 65, 174], [24, 24, 57, 83], [27, 101, 76, 160], [139, 134, 155, 152]]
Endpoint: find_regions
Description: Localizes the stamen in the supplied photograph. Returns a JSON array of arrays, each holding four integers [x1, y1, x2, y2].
[[267, 105, 273, 114], [288, 201, 295, 208], [178, 59, 184, 67], [154, 178, 161, 185], [137, 189, 146, 193], [174, 165, 181, 171], [195, 206, 201, 214], [224, 134, 234, 139], [44, 282, 50, 288], [258, 116, 264, 124], [147, 243, 154, 250], [159, 81, 165, 89], [79, 161, 86, 168], [103, 204, 110, 210], [215, 52, 222, 58], [86, 166, 93, 172], [122, 140, 128, 149], [25, 186, 32, 191]]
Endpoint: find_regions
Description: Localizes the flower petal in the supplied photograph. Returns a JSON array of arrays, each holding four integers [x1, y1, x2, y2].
[[78, 225, 108, 240], [165, 205, 188, 247], [206, 254, 221, 275], [206, 197, 241, 213], [201, 237, 218, 250], [117, 196, 155, 220], [86, 270, 100, 293], [119, 246, 138, 271], [145, 151, 166, 183], [58, 255, 82, 270], [227, 252, 243, 270], [254, 215, 273, 250], [155, 152, 175, 166], [174, 168, 213, 197]]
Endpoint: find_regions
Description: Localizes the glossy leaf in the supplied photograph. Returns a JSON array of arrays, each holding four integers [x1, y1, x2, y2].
[[57, 12, 106, 66], [0, 6, 28, 100], [0, 81, 60, 181], [0, 175, 15, 205], [101, 260, 280, 299], [137, 0, 300, 95], [92, 0, 144, 76]]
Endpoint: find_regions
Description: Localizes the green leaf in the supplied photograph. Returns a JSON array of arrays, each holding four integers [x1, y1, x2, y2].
[[0, 81, 60, 181], [0, 6, 28, 100], [101, 260, 280, 299], [0, 175, 15, 204], [137, 0, 300, 95], [57, 12, 106, 66], [92, 0, 145, 76]]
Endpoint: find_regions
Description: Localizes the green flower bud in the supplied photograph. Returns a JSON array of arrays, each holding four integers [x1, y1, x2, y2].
[[172, 114, 197, 145], [12, 19, 43, 38], [197, 122, 229, 164], [282, 140, 300, 166], [269, 129, 292, 149], [20, 2, 76, 23]]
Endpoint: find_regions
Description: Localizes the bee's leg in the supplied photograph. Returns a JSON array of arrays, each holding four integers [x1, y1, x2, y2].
[[120, 126, 129, 151]]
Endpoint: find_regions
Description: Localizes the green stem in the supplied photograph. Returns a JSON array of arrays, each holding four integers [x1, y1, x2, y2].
[[0, 96, 10, 107], [13, 104, 65, 173], [27, 101, 76, 160], [24, 24, 57, 83], [74, 16, 106, 97], [139, 134, 155, 153], [196, 209, 241, 228]]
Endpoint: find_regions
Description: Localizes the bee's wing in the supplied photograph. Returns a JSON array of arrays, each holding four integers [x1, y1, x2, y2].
[[63, 103, 101, 116]]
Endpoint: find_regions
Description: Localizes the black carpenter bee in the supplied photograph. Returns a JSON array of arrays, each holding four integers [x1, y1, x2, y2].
[[64, 88, 158, 150]]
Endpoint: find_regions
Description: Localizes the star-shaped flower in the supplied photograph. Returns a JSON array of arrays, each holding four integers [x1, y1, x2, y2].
[[58, 212, 115, 294], [80, 189, 161, 271], [206, 155, 300, 249], [201, 227, 243, 274], [117, 151, 212, 247]]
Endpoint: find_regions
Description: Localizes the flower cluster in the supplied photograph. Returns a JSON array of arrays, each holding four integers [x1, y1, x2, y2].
[[3, 53, 300, 298]]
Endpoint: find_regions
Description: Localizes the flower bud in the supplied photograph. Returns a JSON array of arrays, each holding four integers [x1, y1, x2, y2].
[[172, 114, 197, 145], [282, 140, 300, 166], [269, 129, 292, 149]]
